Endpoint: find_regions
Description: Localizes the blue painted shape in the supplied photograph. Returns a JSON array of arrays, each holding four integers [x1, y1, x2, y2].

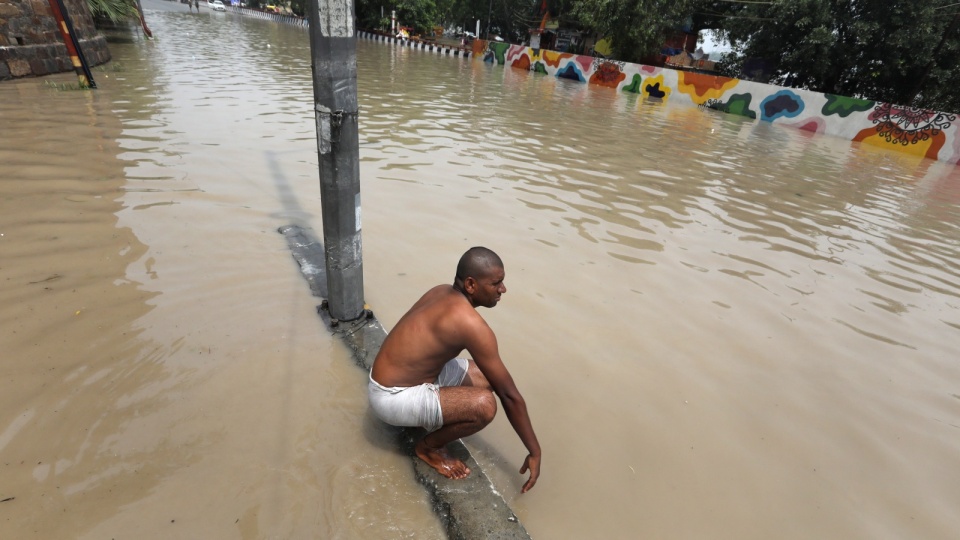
[[645, 82, 666, 99], [556, 63, 585, 82], [760, 90, 804, 121]]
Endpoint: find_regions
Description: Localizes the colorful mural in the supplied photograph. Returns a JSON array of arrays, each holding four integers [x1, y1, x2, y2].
[[476, 40, 959, 165]]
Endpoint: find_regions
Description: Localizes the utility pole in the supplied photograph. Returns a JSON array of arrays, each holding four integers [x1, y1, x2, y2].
[[48, 0, 96, 88], [485, 0, 492, 40], [134, 0, 154, 39], [307, 0, 365, 322]]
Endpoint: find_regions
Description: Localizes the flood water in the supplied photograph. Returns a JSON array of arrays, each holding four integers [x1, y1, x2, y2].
[[2, 2, 960, 538]]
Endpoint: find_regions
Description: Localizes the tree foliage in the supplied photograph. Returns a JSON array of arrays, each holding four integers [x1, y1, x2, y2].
[[86, 0, 139, 24], [708, 0, 960, 112], [354, 0, 440, 34], [290, 0, 307, 17], [353, 0, 545, 41], [572, 0, 701, 63]]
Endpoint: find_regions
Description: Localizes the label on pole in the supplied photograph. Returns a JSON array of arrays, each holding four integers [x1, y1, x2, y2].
[[316, 104, 332, 154], [318, 0, 354, 37], [355, 193, 362, 231]]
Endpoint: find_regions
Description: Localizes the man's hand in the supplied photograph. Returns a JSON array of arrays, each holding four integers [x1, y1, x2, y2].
[[519, 453, 540, 493]]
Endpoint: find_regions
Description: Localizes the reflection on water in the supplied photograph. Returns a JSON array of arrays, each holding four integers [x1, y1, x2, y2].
[[1, 8, 444, 539], [358, 25, 960, 540], [2, 2, 959, 538], [0, 72, 167, 536]]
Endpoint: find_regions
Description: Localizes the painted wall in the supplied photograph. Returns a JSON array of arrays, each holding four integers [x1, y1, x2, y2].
[[476, 40, 959, 166], [0, 0, 110, 80], [227, 6, 308, 28]]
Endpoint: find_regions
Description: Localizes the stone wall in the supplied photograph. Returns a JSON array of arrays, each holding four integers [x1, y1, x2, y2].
[[0, 0, 110, 80]]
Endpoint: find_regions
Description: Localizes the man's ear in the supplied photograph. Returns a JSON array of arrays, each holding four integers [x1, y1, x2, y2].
[[462, 276, 477, 294]]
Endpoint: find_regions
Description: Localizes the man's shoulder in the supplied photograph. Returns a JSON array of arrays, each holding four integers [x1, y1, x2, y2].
[[418, 286, 484, 322], [412, 284, 456, 309], [423, 284, 454, 297]]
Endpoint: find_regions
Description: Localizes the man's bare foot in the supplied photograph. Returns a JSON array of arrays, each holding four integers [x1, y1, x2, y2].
[[415, 439, 471, 479]]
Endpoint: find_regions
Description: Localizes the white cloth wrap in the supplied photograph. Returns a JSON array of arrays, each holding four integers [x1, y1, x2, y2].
[[368, 357, 469, 432]]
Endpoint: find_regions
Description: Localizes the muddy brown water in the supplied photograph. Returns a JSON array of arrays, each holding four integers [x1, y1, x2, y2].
[[2, 2, 959, 538]]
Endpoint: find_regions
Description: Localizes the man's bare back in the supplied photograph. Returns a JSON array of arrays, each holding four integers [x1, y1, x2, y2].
[[368, 247, 541, 492], [371, 284, 489, 387]]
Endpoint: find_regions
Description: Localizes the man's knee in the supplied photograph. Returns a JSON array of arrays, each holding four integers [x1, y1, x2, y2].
[[465, 362, 491, 390], [476, 390, 497, 425]]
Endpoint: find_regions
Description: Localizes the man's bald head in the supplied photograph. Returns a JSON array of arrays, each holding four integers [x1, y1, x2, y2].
[[455, 247, 503, 283]]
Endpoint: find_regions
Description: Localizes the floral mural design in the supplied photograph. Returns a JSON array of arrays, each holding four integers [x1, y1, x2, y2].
[[848, 103, 957, 159], [593, 57, 625, 72], [589, 62, 626, 88], [869, 104, 955, 146]]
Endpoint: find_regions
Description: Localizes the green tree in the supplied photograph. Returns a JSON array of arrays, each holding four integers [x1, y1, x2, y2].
[[290, 0, 307, 17], [485, 0, 546, 42], [354, 0, 441, 34], [86, 0, 138, 24], [710, 0, 960, 112], [398, 0, 440, 33], [443, 0, 495, 37], [572, 0, 702, 62]]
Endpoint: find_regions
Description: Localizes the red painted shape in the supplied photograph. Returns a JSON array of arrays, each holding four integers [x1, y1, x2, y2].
[[512, 54, 531, 71], [680, 72, 738, 98], [589, 62, 625, 88]]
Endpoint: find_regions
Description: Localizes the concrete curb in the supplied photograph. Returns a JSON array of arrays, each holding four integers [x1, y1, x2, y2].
[[226, 6, 310, 28], [357, 31, 473, 58], [279, 225, 531, 540]]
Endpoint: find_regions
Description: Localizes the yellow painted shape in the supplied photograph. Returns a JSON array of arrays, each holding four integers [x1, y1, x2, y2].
[[642, 74, 671, 103], [676, 72, 740, 105], [857, 131, 936, 158], [541, 50, 573, 68], [594, 37, 613, 57]]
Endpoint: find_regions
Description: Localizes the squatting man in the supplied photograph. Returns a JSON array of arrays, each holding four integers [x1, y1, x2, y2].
[[368, 247, 541, 492]]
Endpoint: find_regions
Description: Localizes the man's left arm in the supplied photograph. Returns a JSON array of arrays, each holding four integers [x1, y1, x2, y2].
[[497, 378, 541, 493], [467, 323, 541, 492]]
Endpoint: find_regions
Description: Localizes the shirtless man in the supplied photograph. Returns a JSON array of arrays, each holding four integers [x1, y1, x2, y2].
[[368, 247, 541, 493]]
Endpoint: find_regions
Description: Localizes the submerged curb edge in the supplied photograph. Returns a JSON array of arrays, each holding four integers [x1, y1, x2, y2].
[[279, 224, 531, 540]]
